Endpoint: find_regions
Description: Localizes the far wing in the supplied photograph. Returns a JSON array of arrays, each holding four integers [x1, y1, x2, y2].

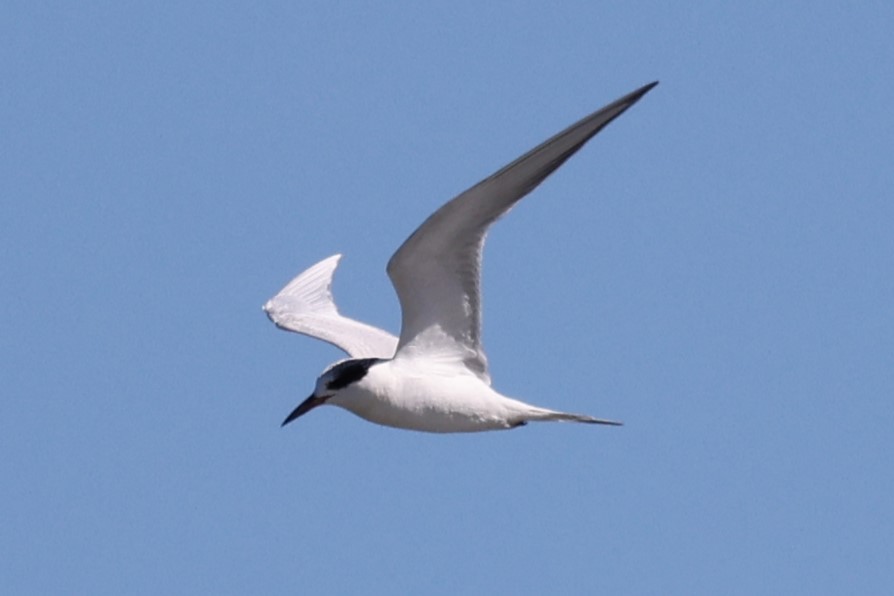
[[264, 254, 398, 359], [387, 82, 658, 382]]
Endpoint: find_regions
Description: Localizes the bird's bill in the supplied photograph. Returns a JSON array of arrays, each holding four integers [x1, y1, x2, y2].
[[281, 394, 326, 427]]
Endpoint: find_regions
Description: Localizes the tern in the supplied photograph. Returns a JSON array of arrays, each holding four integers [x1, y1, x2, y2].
[[265, 81, 657, 433]]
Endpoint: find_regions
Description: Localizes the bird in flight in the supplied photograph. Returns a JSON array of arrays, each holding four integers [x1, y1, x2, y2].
[[264, 81, 657, 433]]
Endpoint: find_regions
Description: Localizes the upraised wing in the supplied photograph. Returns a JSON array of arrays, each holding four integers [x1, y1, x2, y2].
[[387, 82, 657, 383], [264, 254, 398, 359]]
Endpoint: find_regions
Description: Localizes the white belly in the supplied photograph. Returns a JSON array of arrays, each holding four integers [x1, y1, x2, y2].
[[327, 364, 519, 433]]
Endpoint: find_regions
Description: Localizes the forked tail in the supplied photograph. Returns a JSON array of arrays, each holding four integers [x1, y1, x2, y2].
[[520, 407, 622, 426]]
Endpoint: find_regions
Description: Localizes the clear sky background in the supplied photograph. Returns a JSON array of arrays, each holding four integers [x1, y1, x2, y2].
[[3, 2, 893, 594]]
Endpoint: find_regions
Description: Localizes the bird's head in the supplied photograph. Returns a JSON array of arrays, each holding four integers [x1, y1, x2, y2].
[[281, 357, 384, 427]]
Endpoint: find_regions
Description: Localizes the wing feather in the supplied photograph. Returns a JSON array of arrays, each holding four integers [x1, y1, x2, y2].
[[264, 254, 398, 358], [386, 82, 657, 381]]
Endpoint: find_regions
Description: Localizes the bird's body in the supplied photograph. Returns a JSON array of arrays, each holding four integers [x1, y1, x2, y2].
[[265, 81, 657, 433], [327, 357, 602, 433], [332, 360, 520, 433]]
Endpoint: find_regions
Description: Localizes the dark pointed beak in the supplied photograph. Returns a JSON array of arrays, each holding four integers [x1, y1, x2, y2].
[[281, 394, 326, 427]]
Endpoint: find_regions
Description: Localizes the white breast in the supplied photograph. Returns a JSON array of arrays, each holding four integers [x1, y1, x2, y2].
[[328, 359, 517, 432]]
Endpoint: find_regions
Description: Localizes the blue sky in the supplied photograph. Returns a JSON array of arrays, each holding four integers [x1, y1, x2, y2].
[[3, 2, 893, 594]]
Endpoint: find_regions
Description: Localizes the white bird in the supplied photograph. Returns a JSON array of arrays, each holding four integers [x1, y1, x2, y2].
[[265, 81, 657, 433]]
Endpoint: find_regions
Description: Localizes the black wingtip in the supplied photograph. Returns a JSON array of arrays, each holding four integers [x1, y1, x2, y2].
[[627, 80, 659, 103]]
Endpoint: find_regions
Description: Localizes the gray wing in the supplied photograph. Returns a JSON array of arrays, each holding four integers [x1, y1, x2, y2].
[[386, 81, 657, 383], [264, 254, 398, 358]]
